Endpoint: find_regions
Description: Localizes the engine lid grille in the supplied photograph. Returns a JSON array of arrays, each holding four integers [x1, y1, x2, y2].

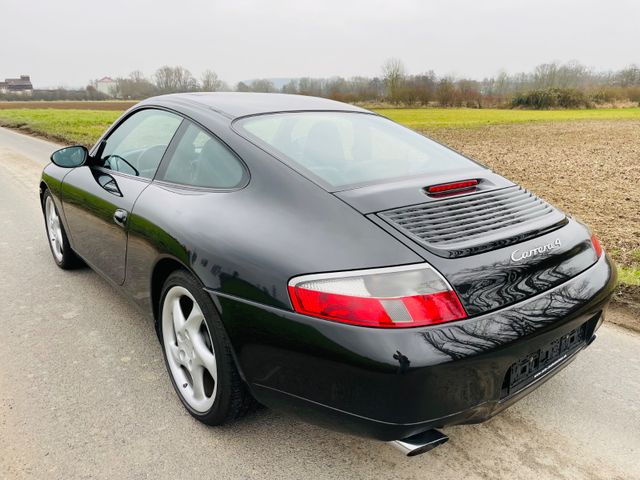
[[379, 186, 567, 258]]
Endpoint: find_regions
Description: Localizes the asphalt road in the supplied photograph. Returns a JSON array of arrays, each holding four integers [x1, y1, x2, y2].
[[0, 126, 639, 480]]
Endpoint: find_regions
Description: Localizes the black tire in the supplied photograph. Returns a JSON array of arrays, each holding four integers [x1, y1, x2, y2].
[[158, 270, 255, 425], [42, 189, 82, 270]]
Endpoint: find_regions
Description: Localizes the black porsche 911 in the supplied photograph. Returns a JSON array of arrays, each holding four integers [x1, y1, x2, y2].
[[40, 93, 616, 456]]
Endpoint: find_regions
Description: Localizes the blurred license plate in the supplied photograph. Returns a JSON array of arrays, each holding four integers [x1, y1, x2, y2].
[[504, 323, 587, 396]]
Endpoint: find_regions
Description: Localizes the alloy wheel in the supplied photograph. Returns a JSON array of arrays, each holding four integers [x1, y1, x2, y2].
[[162, 286, 218, 412], [45, 196, 64, 263]]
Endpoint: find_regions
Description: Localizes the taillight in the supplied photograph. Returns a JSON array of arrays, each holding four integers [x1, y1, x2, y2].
[[591, 233, 603, 258], [288, 264, 467, 328]]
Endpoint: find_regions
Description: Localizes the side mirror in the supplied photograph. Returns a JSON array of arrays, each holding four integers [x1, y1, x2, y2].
[[51, 146, 88, 168]]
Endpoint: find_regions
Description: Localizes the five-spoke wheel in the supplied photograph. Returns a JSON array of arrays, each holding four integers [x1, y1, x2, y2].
[[162, 285, 218, 412], [45, 195, 64, 263], [42, 190, 81, 269], [159, 270, 254, 424]]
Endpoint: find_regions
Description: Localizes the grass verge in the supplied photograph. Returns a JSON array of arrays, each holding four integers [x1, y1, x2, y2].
[[0, 109, 120, 146], [375, 107, 640, 129]]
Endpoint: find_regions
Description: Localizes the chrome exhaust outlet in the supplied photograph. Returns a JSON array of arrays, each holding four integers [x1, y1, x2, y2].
[[390, 429, 449, 456]]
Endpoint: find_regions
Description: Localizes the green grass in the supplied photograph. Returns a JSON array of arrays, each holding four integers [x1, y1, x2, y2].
[[619, 249, 640, 287], [619, 266, 640, 286], [0, 109, 121, 146], [373, 107, 640, 129]]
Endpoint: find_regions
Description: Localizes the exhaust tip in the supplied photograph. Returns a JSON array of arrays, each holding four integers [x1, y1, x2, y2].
[[390, 429, 449, 457]]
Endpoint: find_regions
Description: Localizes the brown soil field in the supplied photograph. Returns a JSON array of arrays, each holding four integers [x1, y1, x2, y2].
[[0, 101, 137, 111]]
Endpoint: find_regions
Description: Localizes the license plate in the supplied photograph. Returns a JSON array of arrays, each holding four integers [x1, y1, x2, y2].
[[502, 323, 587, 397]]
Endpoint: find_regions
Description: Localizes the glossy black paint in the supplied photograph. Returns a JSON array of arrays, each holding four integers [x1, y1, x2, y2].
[[209, 253, 614, 440], [40, 93, 616, 441], [62, 167, 149, 284]]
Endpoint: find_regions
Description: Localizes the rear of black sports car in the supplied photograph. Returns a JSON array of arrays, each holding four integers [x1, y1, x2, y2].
[[229, 184, 614, 434], [197, 103, 617, 453]]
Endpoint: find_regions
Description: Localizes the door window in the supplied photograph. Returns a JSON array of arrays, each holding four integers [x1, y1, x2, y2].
[[99, 109, 182, 179], [158, 122, 246, 189]]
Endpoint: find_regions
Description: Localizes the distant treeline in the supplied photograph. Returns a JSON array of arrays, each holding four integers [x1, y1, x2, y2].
[[3, 60, 640, 109]]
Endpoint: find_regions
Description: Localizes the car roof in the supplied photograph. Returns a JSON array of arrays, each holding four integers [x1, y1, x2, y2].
[[142, 92, 370, 119]]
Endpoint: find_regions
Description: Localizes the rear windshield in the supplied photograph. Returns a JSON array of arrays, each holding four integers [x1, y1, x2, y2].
[[236, 111, 477, 189]]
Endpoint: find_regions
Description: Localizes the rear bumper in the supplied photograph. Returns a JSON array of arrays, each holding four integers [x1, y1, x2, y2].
[[209, 253, 616, 441]]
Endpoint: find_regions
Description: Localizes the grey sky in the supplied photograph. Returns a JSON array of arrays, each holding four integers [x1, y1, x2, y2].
[[2, 0, 639, 88]]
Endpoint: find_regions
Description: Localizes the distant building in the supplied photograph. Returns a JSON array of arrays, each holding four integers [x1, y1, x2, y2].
[[95, 76, 117, 96], [0, 75, 33, 94]]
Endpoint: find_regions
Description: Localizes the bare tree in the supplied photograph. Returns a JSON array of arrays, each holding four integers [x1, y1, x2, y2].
[[129, 70, 146, 83], [616, 64, 640, 87], [174, 66, 198, 92], [494, 70, 510, 97], [201, 70, 225, 91], [154, 65, 177, 93], [533, 62, 561, 89], [298, 77, 322, 96], [154, 66, 198, 93], [382, 58, 406, 103], [457, 79, 481, 107], [281, 79, 298, 94], [436, 77, 456, 106], [235, 81, 250, 92], [114, 71, 157, 99], [249, 79, 276, 93]]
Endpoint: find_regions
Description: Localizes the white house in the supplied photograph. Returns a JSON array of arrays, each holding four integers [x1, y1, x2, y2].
[[96, 76, 117, 96]]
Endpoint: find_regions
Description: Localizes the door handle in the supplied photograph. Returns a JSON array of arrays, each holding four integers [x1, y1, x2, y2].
[[113, 209, 128, 227]]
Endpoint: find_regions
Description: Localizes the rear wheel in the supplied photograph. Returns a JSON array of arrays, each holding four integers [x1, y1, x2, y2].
[[43, 190, 81, 269], [159, 270, 254, 425]]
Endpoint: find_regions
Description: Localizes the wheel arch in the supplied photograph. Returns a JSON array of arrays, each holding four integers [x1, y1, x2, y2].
[[39, 180, 49, 209], [149, 254, 253, 389], [150, 256, 193, 323]]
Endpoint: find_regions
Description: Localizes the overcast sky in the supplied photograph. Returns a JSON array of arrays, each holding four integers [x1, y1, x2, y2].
[[2, 0, 639, 88]]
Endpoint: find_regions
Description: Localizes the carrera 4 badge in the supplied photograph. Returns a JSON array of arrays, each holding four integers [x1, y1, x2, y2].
[[511, 238, 562, 262]]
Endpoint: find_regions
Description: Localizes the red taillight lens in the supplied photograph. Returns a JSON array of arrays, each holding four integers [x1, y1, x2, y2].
[[288, 265, 467, 328], [591, 233, 603, 258]]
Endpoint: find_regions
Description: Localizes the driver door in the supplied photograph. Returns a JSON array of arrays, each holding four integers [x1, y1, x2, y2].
[[61, 108, 182, 284]]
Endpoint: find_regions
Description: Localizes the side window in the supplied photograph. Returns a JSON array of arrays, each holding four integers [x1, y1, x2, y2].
[[99, 109, 182, 179], [159, 122, 246, 189]]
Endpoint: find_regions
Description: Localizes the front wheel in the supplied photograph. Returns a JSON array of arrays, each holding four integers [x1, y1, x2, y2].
[[159, 270, 255, 425], [42, 190, 81, 269]]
